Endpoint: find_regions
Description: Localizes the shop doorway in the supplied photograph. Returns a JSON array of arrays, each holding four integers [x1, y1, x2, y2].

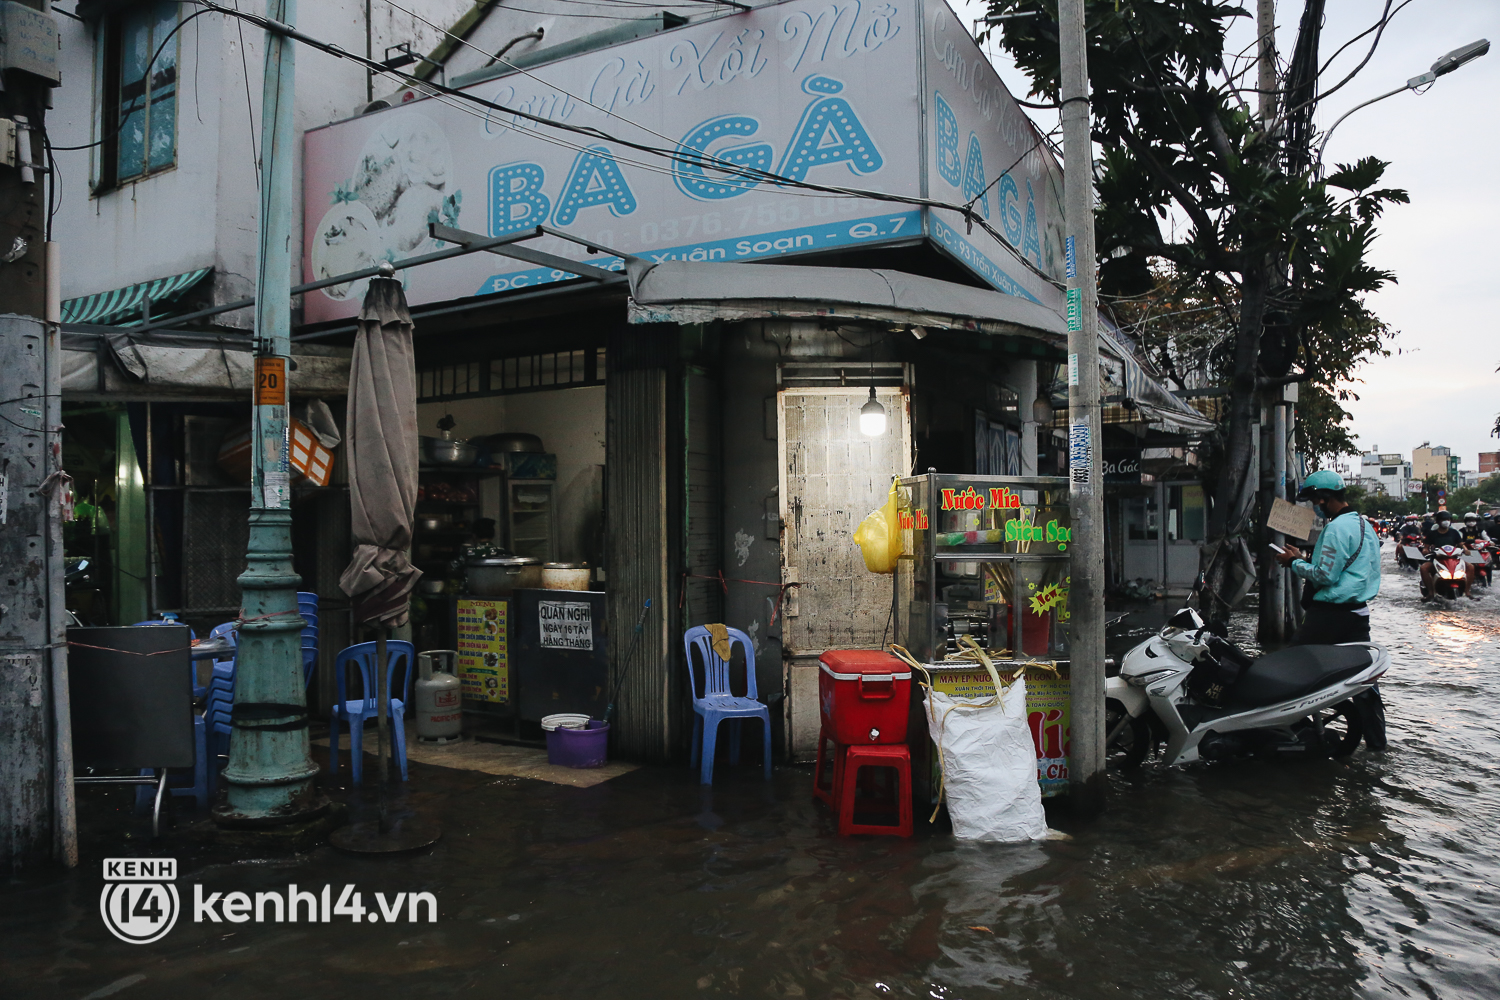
[[777, 364, 911, 759]]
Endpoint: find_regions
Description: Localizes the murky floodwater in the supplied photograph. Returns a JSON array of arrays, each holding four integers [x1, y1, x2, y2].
[[5, 540, 1499, 999]]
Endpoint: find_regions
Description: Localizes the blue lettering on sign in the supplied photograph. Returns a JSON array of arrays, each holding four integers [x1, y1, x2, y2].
[[488, 162, 550, 236], [962, 133, 989, 218], [999, 173, 1022, 246], [673, 115, 773, 201], [933, 92, 961, 187], [1021, 179, 1042, 265], [474, 211, 921, 296], [553, 146, 638, 226], [927, 215, 1042, 304], [776, 76, 882, 183]]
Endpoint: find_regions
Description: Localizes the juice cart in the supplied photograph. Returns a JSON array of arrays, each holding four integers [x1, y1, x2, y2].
[[893, 473, 1074, 807]]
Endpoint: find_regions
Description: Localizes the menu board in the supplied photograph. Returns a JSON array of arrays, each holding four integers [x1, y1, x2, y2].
[[456, 598, 508, 703]]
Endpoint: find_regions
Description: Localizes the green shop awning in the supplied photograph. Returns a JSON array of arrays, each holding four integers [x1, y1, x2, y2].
[[61, 268, 212, 326]]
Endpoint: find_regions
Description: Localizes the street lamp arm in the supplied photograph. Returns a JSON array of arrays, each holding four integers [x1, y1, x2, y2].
[[1312, 83, 1406, 176], [1312, 38, 1487, 178]]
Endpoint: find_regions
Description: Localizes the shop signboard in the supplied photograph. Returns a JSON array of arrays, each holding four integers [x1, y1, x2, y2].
[[455, 598, 509, 703], [1103, 448, 1142, 484], [301, 0, 1064, 322], [927, 668, 1071, 797], [921, 0, 1066, 306]]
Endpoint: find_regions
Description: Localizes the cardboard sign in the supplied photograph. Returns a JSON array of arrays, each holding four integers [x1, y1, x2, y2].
[[1266, 497, 1316, 541]]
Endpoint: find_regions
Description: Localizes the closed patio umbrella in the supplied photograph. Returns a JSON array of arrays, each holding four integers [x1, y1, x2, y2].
[[338, 265, 420, 791]]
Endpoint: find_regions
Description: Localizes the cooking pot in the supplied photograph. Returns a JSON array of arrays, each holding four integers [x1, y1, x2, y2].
[[541, 562, 591, 591], [418, 578, 448, 595], [483, 432, 544, 454], [465, 555, 542, 596], [422, 436, 478, 466]]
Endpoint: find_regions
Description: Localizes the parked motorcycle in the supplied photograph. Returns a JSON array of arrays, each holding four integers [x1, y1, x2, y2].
[[1105, 607, 1388, 766], [1425, 544, 1470, 601]]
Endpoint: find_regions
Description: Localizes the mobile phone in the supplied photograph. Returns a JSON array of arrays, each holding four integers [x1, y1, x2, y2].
[[1267, 543, 1286, 554]]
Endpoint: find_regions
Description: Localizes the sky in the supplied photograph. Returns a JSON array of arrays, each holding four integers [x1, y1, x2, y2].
[[951, 0, 1500, 471]]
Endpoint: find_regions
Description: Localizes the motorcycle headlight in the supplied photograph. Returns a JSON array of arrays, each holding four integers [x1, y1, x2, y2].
[[1127, 669, 1176, 688]]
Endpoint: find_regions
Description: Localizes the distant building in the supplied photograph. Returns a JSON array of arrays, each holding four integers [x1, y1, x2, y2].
[[1360, 448, 1411, 496], [1480, 452, 1500, 476], [1412, 443, 1460, 486], [1459, 470, 1482, 488]]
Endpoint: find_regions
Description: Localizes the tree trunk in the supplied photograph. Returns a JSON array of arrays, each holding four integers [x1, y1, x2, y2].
[[1202, 266, 1270, 629]]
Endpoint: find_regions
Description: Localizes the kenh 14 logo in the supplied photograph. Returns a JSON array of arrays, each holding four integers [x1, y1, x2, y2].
[[100, 858, 180, 944]]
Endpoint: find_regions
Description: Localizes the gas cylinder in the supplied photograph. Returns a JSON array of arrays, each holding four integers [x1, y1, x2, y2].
[[415, 650, 463, 743]]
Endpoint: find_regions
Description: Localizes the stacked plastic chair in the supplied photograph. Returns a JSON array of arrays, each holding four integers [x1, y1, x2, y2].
[[202, 621, 240, 795], [298, 592, 318, 689]]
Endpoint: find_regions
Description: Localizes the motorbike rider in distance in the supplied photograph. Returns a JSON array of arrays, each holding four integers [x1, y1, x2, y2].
[[1420, 509, 1476, 600], [1461, 513, 1492, 586], [1274, 470, 1381, 644]]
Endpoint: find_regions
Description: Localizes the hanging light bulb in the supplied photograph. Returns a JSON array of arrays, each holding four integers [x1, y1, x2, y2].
[[860, 386, 886, 436]]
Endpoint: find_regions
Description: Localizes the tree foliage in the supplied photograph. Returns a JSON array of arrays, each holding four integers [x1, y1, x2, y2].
[[988, 0, 1407, 624]]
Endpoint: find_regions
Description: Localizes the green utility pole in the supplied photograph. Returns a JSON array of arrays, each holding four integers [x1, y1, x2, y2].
[[1058, 0, 1106, 814], [214, 0, 327, 829]]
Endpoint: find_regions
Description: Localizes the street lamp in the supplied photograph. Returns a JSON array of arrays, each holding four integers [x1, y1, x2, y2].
[[1314, 39, 1489, 177]]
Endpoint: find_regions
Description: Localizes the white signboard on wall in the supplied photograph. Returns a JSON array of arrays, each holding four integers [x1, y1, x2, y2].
[[303, 0, 924, 322], [922, 2, 1066, 308], [300, 0, 1064, 323]]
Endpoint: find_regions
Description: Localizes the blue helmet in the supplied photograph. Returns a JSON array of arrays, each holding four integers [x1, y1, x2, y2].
[[1296, 469, 1345, 500]]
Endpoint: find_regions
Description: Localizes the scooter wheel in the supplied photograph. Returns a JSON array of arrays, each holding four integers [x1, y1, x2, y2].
[[1106, 700, 1153, 768], [1315, 701, 1363, 758]]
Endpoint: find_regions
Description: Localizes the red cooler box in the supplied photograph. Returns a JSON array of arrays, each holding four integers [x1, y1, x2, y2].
[[818, 650, 912, 745]]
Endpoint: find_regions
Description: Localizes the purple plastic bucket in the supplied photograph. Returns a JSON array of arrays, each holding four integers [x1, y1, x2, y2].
[[546, 720, 609, 768]]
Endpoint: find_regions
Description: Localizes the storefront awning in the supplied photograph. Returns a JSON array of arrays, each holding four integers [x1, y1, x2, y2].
[[625, 259, 1218, 435], [60, 267, 212, 327], [625, 260, 1068, 342]]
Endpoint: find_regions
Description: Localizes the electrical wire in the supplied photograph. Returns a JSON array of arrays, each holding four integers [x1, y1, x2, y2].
[[232, 0, 261, 190]]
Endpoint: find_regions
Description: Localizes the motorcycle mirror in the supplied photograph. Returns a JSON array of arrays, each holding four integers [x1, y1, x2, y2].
[[1167, 607, 1204, 631]]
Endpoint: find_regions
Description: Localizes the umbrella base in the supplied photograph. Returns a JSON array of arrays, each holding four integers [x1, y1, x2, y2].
[[329, 815, 442, 854]]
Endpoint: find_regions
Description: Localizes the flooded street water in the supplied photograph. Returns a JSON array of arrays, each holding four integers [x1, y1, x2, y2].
[[5, 540, 1499, 999]]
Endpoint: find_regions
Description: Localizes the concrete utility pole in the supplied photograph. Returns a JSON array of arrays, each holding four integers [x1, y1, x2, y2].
[[0, 0, 75, 871], [1257, 0, 1290, 646], [1057, 0, 1106, 814], [214, 0, 328, 830]]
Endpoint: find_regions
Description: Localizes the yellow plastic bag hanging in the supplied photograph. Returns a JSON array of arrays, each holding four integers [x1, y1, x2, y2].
[[854, 480, 901, 574]]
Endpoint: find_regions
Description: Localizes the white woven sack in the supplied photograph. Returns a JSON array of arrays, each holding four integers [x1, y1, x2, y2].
[[925, 675, 1047, 842]]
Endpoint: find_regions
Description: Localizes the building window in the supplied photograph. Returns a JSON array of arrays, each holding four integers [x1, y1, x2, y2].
[[416, 348, 606, 402], [98, 2, 178, 190], [1381, 467, 1397, 476]]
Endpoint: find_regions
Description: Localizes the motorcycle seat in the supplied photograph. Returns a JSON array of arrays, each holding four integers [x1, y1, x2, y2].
[[1233, 645, 1373, 707]]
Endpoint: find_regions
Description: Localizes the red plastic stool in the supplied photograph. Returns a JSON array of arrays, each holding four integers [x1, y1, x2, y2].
[[836, 743, 913, 837], [812, 727, 845, 806]]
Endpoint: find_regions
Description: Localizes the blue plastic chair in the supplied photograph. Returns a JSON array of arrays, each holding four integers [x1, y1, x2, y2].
[[684, 626, 772, 785], [330, 641, 415, 784], [297, 591, 319, 608]]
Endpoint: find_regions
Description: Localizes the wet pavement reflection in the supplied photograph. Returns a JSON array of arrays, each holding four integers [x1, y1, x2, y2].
[[5, 541, 1499, 999]]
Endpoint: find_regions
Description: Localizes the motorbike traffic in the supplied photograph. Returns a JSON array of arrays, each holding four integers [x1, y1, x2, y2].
[[1106, 607, 1389, 766]]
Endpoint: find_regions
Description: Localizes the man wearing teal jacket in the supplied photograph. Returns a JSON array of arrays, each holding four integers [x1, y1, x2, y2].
[[1274, 470, 1381, 645], [1272, 470, 1387, 749]]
